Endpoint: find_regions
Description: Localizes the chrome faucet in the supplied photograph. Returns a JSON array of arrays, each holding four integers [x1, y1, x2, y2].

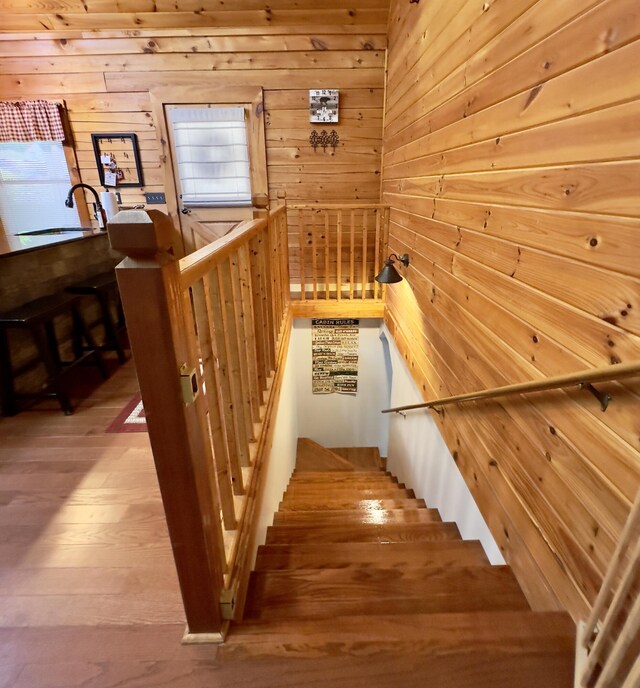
[[65, 183, 107, 230]]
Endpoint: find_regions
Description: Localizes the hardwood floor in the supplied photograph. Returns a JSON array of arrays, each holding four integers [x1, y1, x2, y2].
[[0, 359, 222, 687]]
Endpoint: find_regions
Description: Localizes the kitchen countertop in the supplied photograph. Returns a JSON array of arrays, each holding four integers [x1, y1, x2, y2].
[[0, 229, 106, 258]]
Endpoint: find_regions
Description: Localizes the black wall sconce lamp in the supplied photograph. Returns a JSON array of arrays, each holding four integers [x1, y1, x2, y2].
[[375, 253, 410, 284]]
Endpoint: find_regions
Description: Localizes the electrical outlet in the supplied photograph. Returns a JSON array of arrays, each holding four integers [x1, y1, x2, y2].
[[144, 192, 166, 204]]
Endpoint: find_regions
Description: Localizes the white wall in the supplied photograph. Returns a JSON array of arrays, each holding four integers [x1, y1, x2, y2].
[[381, 325, 504, 565], [254, 319, 503, 566], [253, 339, 299, 550], [290, 318, 389, 452]]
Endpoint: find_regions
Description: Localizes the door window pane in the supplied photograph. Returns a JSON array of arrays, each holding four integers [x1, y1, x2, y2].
[[169, 107, 252, 207]]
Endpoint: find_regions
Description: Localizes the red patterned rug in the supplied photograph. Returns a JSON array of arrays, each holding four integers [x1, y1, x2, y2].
[[106, 394, 147, 433]]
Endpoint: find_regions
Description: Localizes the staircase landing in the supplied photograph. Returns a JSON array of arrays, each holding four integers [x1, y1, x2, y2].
[[220, 440, 576, 687]]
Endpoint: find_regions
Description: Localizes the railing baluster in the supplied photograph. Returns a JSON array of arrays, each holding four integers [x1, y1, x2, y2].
[[362, 209, 368, 300], [349, 210, 355, 300], [298, 209, 306, 302], [218, 259, 251, 465], [324, 210, 330, 299], [229, 251, 257, 438], [191, 279, 237, 531], [311, 211, 318, 300], [374, 208, 381, 301], [248, 234, 268, 392], [260, 224, 276, 367], [277, 211, 290, 316], [238, 244, 262, 423], [337, 209, 343, 302], [207, 269, 245, 492]]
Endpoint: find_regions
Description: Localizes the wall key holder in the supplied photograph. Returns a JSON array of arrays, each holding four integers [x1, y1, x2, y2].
[[309, 129, 340, 153]]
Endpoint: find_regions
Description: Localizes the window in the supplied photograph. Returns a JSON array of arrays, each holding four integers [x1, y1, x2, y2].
[[169, 107, 251, 207], [0, 141, 81, 235]]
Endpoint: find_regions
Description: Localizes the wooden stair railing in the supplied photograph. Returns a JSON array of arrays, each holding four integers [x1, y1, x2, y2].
[[382, 361, 640, 414], [108, 205, 290, 641], [576, 489, 640, 688], [287, 203, 389, 303]]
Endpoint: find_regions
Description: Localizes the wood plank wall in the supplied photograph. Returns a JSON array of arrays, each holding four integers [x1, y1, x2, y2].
[[382, 0, 640, 621], [0, 2, 388, 224]]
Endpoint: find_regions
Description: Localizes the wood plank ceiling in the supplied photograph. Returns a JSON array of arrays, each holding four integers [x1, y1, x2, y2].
[[0, 1, 389, 221], [382, 0, 640, 621]]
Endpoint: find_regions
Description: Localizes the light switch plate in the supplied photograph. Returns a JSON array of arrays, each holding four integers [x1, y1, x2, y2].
[[144, 192, 166, 204]]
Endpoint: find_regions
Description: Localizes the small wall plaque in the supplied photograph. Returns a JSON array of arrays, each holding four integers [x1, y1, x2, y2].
[[309, 89, 339, 123]]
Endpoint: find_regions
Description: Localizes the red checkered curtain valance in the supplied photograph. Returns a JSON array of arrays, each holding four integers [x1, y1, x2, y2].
[[0, 100, 65, 143]]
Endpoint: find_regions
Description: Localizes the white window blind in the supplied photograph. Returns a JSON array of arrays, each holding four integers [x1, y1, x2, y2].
[[169, 106, 252, 207], [0, 141, 81, 235]]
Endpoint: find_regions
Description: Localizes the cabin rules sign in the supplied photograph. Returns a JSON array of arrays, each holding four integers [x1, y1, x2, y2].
[[311, 319, 359, 395]]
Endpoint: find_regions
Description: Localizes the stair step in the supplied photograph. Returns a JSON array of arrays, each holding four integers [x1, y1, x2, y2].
[[255, 540, 490, 571], [222, 612, 574, 688], [289, 471, 395, 484], [295, 438, 357, 472], [329, 446, 382, 470], [278, 498, 427, 512], [265, 522, 460, 544], [226, 610, 574, 657], [282, 488, 416, 503], [273, 508, 442, 526], [244, 565, 530, 620]]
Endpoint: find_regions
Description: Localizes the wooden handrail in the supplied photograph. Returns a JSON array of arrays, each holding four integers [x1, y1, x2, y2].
[[288, 203, 387, 209], [382, 361, 640, 414], [179, 206, 286, 289]]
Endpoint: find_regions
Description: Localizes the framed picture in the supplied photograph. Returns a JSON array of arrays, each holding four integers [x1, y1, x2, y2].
[[91, 133, 144, 188], [309, 89, 339, 123]]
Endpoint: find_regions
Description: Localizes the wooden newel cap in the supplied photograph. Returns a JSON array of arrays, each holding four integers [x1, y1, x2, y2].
[[108, 209, 174, 256], [252, 193, 270, 209]]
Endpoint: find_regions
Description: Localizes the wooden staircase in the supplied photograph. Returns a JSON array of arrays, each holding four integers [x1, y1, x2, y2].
[[221, 439, 576, 687]]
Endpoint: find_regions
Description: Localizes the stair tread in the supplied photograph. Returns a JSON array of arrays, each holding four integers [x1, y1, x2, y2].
[[265, 521, 460, 544], [290, 471, 392, 481], [228, 610, 574, 652], [282, 488, 417, 501], [278, 498, 427, 512], [288, 476, 397, 485], [273, 508, 441, 526], [255, 540, 491, 571], [223, 611, 574, 687], [245, 565, 531, 620]]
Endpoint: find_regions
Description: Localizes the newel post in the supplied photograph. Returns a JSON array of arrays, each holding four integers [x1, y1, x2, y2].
[[108, 210, 225, 637]]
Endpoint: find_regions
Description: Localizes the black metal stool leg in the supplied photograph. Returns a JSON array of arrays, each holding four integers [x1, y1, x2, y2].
[[97, 289, 126, 364], [72, 305, 109, 380], [32, 321, 73, 415], [0, 328, 18, 416]]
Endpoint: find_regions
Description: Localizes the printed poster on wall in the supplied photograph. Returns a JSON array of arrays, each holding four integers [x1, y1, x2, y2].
[[312, 319, 359, 395]]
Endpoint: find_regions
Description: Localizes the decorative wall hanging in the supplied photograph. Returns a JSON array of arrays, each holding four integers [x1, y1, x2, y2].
[[309, 129, 340, 153], [91, 133, 143, 188], [312, 319, 359, 395], [309, 89, 339, 123]]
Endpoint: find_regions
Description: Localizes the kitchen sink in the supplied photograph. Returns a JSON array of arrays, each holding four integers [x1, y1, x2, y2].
[[18, 227, 94, 236]]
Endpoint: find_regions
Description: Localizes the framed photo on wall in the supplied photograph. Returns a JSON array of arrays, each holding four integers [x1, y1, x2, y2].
[[91, 133, 144, 188]]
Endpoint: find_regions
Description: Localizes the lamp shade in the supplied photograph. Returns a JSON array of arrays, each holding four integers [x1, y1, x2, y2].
[[375, 259, 403, 284]]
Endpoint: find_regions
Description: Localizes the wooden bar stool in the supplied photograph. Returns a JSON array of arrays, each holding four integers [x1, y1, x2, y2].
[[66, 271, 127, 364], [0, 292, 108, 416]]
